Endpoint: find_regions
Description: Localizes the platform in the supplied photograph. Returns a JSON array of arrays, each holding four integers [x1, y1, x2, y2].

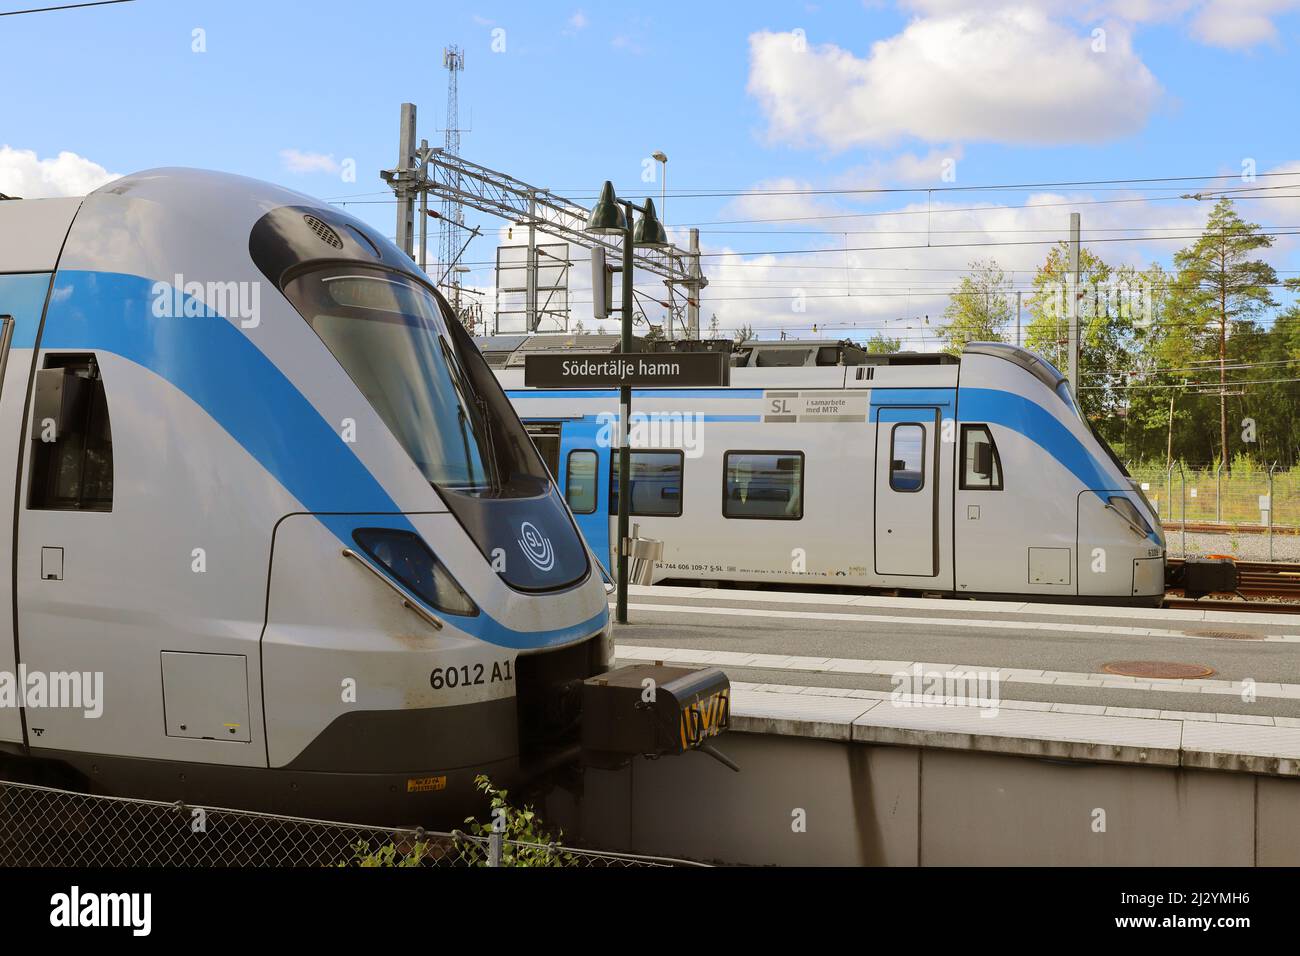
[[562, 585, 1300, 864]]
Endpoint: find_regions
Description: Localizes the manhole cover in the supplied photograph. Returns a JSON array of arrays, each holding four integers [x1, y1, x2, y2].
[[1186, 629, 1261, 641], [1103, 661, 1216, 679]]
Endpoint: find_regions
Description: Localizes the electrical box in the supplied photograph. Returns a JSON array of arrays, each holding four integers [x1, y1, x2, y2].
[[1176, 556, 1238, 599], [161, 652, 251, 742], [1028, 547, 1071, 586], [1132, 556, 1164, 596]]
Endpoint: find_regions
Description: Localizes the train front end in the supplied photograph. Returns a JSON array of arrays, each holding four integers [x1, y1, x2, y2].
[[28, 169, 620, 824], [957, 343, 1165, 606]]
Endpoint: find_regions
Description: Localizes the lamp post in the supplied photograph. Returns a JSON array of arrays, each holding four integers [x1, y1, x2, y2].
[[586, 180, 668, 624], [651, 151, 667, 222], [651, 151, 670, 337]]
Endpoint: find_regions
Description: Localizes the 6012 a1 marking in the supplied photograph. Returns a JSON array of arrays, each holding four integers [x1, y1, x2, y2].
[[430, 660, 514, 690]]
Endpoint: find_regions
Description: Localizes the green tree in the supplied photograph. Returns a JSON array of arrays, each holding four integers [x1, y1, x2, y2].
[[864, 333, 902, 353], [1021, 245, 1166, 451], [1113, 263, 1176, 463], [940, 259, 1012, 354], [1167, 198, 1277, 471]]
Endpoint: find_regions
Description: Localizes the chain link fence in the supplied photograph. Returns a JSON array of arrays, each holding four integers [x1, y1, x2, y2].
[[0, 778, 704, 868], [1130, 465, 1300, 527], [1129, 463, 1300, 561]]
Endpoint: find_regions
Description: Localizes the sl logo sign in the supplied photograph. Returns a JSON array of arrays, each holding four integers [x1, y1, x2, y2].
[[517, 521, 555, 572]]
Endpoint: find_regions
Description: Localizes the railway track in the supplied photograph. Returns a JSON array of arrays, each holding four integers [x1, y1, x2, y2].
[[1161, 521, 1300, 536]]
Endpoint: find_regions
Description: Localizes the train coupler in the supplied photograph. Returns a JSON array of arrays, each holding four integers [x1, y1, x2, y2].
[[579, 664, 736, 772]]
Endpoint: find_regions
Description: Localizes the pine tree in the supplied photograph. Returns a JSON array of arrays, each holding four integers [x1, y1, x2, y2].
[[1167, 199, 1277, 471]]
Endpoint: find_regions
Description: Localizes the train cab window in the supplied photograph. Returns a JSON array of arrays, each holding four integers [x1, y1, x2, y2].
[[889, 424, 925, 492], [610, 450, 683, 517], [566, 450, 598, 514], [960, 424, 1003, 490], [28, 356, 113, 512], [723, 451, 804, 519]]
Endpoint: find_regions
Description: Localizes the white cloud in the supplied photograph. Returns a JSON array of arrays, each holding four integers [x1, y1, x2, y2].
[[1190, 0, 1298, 49], [747, 11, 1162, 149], [900, 0, 1298, 48], [690, 172, 1290, 342], [279, 149, 340, 175], [901, 0, 1190, 17], [0, 146, 119, 198], [569, 10, 588, 29], [834, 146, 966, 189]]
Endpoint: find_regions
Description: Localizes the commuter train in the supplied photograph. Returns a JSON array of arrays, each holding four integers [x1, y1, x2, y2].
[[0, 169, 636, 825], [493, 338, 1167, 606]]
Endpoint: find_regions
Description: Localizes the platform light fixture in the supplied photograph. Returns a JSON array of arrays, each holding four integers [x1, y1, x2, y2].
[[584, 180, 672, 623]]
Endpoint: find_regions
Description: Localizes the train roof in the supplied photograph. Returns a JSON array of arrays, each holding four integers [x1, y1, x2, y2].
[[485, 335, 1071, 394], [0, 195, 83, 273], [475, 333, 965, 371]]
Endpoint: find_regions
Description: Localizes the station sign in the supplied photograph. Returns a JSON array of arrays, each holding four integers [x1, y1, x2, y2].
[[524, 351, 730, 389]]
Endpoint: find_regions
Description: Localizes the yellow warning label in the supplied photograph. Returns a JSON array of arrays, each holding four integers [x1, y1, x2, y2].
[[406, 775, 448, 793], [679, 690, 730, 749]]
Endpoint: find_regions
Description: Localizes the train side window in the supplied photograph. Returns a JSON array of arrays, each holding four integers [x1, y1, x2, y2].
[[610, 450, 683, 517], [889, 423, 925, 492], [28, 355, 114, 512], [960, 424, 1003, 490], [566, 450, 598, 514], [723, 451, 804, 520]]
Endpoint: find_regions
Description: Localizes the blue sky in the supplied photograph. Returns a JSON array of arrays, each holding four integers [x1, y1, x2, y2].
[[2, 0, 1299, 344]]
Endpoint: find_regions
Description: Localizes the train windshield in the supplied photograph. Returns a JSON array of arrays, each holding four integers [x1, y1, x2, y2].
[[283, 264, 497, 491]]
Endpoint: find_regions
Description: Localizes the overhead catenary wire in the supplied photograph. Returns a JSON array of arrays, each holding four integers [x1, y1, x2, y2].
[[0, 0, 131, 14]]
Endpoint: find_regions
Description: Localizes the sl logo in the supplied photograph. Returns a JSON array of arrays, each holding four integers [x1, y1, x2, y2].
[[517, 521, 555, 572]]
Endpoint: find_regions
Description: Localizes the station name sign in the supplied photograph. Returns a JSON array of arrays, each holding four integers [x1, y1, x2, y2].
[[524, 352, 730, 388]]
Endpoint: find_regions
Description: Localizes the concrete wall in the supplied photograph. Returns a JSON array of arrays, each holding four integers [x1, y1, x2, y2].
[[552, 733, 1300, 866]]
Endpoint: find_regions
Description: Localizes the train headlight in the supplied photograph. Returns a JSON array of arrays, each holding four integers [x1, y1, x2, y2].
[[1106, 496, 1153, 538], [352, 528, 478, 617]]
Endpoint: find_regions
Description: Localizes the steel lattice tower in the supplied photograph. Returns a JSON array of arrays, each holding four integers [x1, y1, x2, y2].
[[439, 46, 465, 304]]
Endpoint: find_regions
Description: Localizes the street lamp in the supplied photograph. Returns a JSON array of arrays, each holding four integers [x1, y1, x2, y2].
[[585, 179, 668, 624], [651, 151, 668, 221], [650, 152, 674, 338]]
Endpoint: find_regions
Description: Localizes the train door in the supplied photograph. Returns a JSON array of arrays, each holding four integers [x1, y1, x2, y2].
[[0, 274, 55, 747], [874, 407, 939, 577], [555, 419, 611, 568]]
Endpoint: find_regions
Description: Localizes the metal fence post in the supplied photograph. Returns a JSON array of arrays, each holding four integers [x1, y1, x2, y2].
[[1216, 461, 1223, 524], [488, 830, 503, 867], [1268, 461, 1278, 562], [1165, 463, 1173, 527], [1176, 461, 1187, 558]]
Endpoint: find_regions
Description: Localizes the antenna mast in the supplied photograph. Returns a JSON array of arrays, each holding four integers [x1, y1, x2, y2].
[[439, 45, 466, 311]]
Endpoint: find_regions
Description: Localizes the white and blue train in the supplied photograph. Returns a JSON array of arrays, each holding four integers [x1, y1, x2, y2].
[[0, 168, 722, 824], [495, 339, 1167, 606]]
